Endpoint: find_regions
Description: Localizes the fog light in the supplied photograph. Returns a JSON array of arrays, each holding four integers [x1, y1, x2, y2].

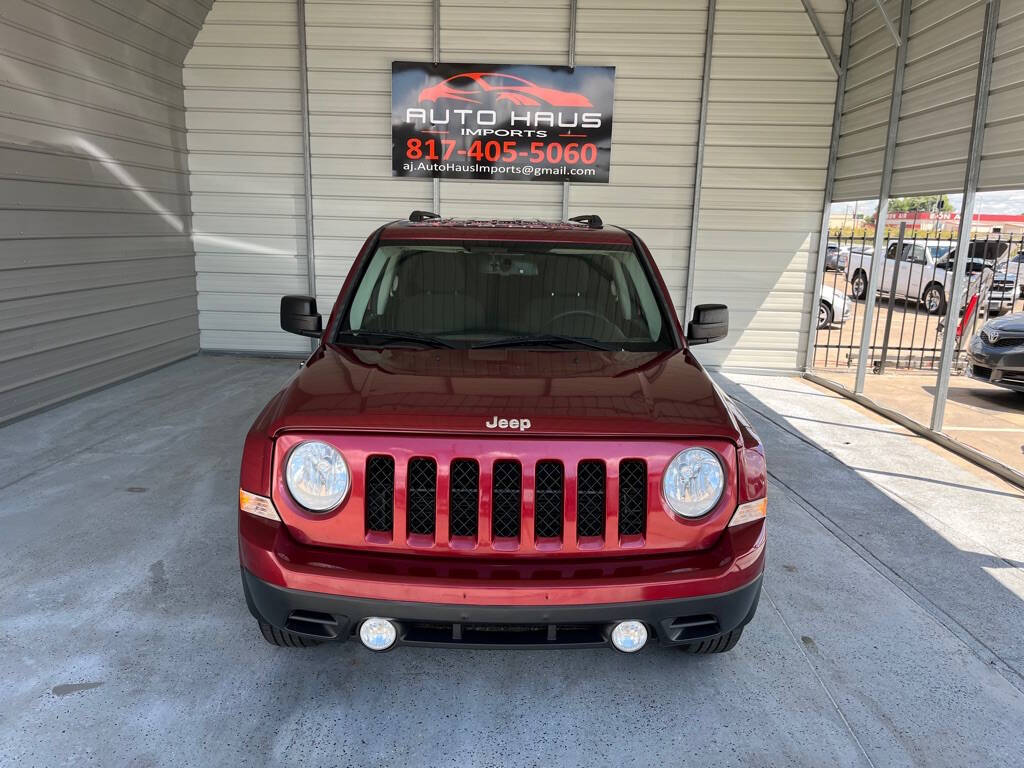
[[359, 617, 397, 651], [611, 620, 648, 653]]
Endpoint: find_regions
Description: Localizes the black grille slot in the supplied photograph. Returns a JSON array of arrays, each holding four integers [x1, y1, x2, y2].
[[618, 460, 647, 536], [576, 460, 606, 538], [534, 461, 564, 539], [407, 458, 437, 535], [492, 460, 522, 539], [449, 459, 479, 538], [365, 455, 394, 533]]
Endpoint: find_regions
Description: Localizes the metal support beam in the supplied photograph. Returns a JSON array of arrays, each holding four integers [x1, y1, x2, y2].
[[871, 0, 902, 47], [561, 0, 578, 221], [800, 0, 840, 76], [805, 0, 853, 371], [854, 0, 910, 393], [683, 0, 715, 324], [930, 0, 1000, 432], [296, 0, 317, 350], [431, 0, 440, 214]]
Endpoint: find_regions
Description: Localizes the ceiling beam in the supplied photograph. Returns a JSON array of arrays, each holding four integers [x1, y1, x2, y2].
[[799, 0, 840, 76], [872, 0, 903, 47]]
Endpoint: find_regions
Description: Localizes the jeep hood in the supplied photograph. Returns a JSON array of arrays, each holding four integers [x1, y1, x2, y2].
[[258, 345, 742, 442]]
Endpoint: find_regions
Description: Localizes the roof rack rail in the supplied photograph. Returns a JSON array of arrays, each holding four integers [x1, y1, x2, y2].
[[569, 214, 603, 229], [409, 210, 441, 222]]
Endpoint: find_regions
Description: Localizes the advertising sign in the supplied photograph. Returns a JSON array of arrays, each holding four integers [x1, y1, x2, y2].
[[392, 61, 615, 183]]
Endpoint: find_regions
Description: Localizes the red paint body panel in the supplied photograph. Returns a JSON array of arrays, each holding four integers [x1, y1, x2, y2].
[[239, 514, 765, 606], [271, 433, 738, 556], [238, 219, 767, 613]]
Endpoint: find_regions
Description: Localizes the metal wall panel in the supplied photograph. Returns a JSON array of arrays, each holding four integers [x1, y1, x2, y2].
[[979, 0, 1024, 190], [182, 0, 846, 370], [832, 0, 1018, 200], [696, 0, 844, 371], [832, 0, 900, 200], [0, 0, 210, 423], [184, 0, 310, 353], [305, 0, 433, 315], [573, 0, 706, 317]]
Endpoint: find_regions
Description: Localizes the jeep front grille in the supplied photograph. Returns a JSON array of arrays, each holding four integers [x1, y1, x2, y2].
[[360, 456, 654, 550], [491, 460, 522, 539], [618, 459, 647, 537], [365, 455, 394, 533], [406, 457, 437, 535], [449, 459, 479, 538], [576, 460, 606, 538], [534, 461, 564, 539]]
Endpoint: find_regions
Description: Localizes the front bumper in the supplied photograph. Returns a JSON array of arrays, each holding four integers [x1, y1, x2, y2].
[[242, 567, 763, 649], [239, 513, 766, 649], [966, 336, 1024, 391]]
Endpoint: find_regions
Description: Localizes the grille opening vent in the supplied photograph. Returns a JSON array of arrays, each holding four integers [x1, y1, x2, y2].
[[365, 455, 395, 533], [577, 460, 606, 538], [402, 621, 605, 647], [618, 460, 647, 537], [407, 458, 437, 535], [666, 614, 720, 642], [492, 460, 522, 539], [534, 461, 564, 539], [449, 459, 479, 538], [285, 610, 339, 639]]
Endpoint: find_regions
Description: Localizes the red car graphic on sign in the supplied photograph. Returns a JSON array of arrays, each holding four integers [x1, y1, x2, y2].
[[418, 72, 593, 107]]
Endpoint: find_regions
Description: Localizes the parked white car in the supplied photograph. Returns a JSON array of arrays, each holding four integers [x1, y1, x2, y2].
[[844, 240, 1016, 316]]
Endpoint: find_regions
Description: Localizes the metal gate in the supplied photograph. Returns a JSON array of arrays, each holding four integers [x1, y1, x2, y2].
[[812, 227, 1024, 372]]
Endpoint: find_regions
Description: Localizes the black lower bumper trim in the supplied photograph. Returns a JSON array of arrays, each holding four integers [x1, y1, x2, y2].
[[242, 569, 763, 649]]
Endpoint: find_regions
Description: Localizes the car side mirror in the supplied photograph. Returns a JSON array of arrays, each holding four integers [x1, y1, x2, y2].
[[280, 295, 322, 338], [686, 304, 728, 345]]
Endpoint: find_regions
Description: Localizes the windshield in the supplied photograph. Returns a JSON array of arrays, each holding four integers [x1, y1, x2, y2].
[[338, 240, 673, 350]]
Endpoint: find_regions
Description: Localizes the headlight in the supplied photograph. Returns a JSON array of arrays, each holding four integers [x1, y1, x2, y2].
[[662, 448, 725, 519], [285, 441, 350, 511]]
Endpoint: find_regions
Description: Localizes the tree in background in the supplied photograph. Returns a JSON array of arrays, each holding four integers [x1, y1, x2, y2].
[[888, 194, 952, 212], [866, 194, 952, 226]]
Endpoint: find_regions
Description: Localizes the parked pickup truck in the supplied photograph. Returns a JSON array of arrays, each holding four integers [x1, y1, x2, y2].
[[237, 213, 766, 655], [845, 239, 1018, 316]]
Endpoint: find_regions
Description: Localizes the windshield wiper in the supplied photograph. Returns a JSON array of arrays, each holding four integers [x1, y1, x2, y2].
[[473, 333, 612, 351], [335, 330, 455, 348]]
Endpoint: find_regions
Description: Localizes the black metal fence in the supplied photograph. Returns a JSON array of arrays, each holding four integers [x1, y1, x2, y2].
[[813, 227, 1024, 371]]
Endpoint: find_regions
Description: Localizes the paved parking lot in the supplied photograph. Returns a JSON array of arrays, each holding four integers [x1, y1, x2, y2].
[[2, 356, 1023, 767]]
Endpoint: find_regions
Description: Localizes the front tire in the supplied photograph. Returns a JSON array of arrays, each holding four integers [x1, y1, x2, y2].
[[817, 301, 833, 330], [850, 270, 868, 300], [258, 619, 324, 648], [922, 283, 947, 315], [681, 627, 744, 654]]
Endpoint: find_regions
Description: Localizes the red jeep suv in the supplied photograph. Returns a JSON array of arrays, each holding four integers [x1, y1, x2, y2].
[[238, 213, 766, 653]]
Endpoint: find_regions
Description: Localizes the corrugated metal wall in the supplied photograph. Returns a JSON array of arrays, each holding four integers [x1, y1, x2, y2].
[[307, 0, 434, 321], [0, 0, 210, 423], [694, 0, 845, 370], [834, 0, 1024, 201], [981, 0, 1024, 190], [185, 0, 310, 353], [833, 0, 900, 201], [184, 0, 846, 371], [571, 0, 706, 323]]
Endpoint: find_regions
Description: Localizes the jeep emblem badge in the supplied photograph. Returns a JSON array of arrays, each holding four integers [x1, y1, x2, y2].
[[486, 416, 532, 431]]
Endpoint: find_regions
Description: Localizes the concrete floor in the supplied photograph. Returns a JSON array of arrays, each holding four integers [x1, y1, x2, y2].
[[2, 355, 1024, 767], [821, 370, 1024, 474]]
